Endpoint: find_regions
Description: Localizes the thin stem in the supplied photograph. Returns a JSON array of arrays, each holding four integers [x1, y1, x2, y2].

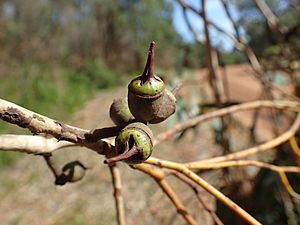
[[144, 159, 262, 225], [196, 110, 300, 164], [185, 159, 300, 173], [155, 100, 300, 145], [201, 0, 222, 105], [134, 164, 198, 225], [109, 164, 126, 225], [253, 0, 286, 36], [104, 136, 139, 165], [43, 154, 60, 179], [148, 41, 155, 79], [289, 136, 300, 166], [219, 0, 240, 39], [171, 172, 224, 225], [171, 83, 183, 96], [141, 41, 155, 84], [278, 171, 300, 200], [249, 70, 300, 102]]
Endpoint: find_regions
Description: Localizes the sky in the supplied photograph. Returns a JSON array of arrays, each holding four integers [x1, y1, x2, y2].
[[171, 0, 239, 51]]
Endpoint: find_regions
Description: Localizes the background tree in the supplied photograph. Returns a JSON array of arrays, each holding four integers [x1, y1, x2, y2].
[[232, 0, 300, 71]]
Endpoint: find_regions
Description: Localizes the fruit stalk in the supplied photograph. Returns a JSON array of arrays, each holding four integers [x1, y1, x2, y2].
[[104, 135, 139, 165]]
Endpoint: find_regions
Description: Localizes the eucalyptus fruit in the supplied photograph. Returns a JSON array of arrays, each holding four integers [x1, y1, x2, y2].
[[128, 42, 176, 124], [62, 161, 87, 183], [55, 161, 87, 185], [109, 97, 134, 125], [104, 122, 153, 165]]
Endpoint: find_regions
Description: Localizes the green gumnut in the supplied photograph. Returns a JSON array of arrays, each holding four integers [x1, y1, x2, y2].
[[115, 122, 153, 164], [109, 97, 134, 125], [128, 75, 164, 96]]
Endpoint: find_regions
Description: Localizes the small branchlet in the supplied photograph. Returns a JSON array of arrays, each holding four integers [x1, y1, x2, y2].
[[43, 154, 88, 186]]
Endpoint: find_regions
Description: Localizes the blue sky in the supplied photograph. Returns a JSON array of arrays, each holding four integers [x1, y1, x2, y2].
[[172, 0, 238, 50]]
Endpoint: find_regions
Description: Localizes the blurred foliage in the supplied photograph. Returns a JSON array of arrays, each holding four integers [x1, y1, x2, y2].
[[0, 152, 18, 169], [219, 49, 247, 66], [232, 0, 300, 70], [0, 62, 118, 121], [0, 0, 182, 71], [181, 42, 206, 69]]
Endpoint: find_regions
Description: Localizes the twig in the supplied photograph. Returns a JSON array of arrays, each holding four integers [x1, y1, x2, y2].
[[43, 153, 61, 179], [201, 0, 222, 104], [133, 164, 198, 225], [185, 159, 300, 173], [219, 65, 230, 101], [249, 91, 266, 142], [0, 98, 115, 154], [0, 134, 74, 154], [279, 189, 299, 225], [253, 0, 286, 35], [194, 110, 300, 164], [155, 100, 300, 144], [278, 171, 300, 200], [254, 0, 279, 27], [180, 0, 224, 104], [182, 7, 203, 43], [144, 158, 262, 225], [178, 0, 300, 103], [212, 14, 299, 101], [176, 0, 263, 74], [219, 0, 240, 39], [210, 19, 300, 101], [43, 154, 88, 185], [201, 0, 231, 154], [249, 70, 300, 102], [210, 22, 264, 74], [171, 82, 184, 96], [171, 172, 224, 225], [176, 0, 198, 15], [0, 98, 86, 142], [289, 136, 300, 166], [109, 164, 126, 225]]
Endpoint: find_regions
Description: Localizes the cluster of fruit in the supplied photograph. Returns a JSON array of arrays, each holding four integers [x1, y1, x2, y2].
[[106, 42, 176, 165]]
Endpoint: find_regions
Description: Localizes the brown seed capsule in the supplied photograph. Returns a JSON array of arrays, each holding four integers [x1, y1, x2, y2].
[[62, 161, 87, 183], [149, 89, 176, 124], [55, 161, 88, 185], [104, 122, 153, 165], [128, 42, 166, 123], [109, 97, 134, 125]]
